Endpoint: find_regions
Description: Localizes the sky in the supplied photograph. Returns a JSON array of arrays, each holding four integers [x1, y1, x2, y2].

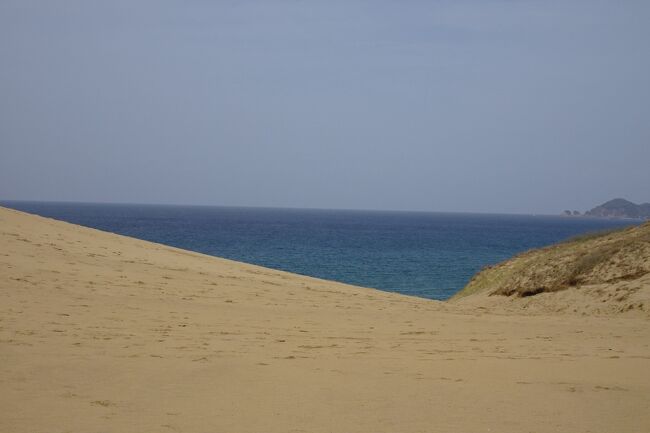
[[1, 0, 649, 214]]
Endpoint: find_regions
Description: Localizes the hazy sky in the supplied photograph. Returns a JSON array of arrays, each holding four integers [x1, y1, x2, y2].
[[1, 1, 649, 214]]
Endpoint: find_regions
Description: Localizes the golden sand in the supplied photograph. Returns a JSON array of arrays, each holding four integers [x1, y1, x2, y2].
[[1, 206, 649, 432]]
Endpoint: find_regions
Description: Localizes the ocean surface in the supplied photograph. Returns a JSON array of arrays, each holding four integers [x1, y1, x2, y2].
[[1, 201, 638, 300]]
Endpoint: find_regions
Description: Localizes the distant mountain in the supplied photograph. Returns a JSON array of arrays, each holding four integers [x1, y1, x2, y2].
[[585, 198, 650, 219]]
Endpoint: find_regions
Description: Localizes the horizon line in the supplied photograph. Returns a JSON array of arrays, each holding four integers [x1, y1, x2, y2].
[[0, 198, 596, 218]]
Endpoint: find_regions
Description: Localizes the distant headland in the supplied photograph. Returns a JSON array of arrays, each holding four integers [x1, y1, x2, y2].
[[563, 198, 650, 220]]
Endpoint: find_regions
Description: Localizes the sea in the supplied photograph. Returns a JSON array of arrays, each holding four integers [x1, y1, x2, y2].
[[1, 201, 638, 300]]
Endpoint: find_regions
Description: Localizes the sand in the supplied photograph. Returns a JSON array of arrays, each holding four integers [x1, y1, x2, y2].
[[1, 206, 649, 433], [453, 221, 650, 317]]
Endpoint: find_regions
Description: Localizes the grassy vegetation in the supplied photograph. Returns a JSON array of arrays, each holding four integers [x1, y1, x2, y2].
[[452, 221, 650, 300], [565, 244, 621, 286]]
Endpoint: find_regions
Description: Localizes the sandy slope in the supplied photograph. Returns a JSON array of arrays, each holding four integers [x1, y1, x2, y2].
[[453, 222, 650, 317], [1, 206, 649, 433]]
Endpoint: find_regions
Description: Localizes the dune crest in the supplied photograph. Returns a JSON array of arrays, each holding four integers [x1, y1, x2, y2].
[[453, 222, 650, 317]]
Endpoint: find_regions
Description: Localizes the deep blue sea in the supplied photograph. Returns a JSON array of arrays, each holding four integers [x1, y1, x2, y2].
[[1, 201, 638, 300]]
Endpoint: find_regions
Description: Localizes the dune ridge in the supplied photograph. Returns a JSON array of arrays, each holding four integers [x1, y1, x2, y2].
[[1, 206, 649, 433], [453, 222, 650, 317]]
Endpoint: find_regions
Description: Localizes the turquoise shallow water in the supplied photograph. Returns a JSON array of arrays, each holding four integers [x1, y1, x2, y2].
[[2, 201, 638, 300]]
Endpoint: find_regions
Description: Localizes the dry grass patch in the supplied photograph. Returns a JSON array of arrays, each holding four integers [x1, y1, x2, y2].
[[453, 222, 650, 299]]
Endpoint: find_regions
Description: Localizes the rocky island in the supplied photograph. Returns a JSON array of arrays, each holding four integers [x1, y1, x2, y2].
[[585, 198, 650, 220]]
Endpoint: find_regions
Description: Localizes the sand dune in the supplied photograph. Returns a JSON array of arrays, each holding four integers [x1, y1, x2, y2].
[[454, 222, 650, 317], [1, 206, 649, 432]]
